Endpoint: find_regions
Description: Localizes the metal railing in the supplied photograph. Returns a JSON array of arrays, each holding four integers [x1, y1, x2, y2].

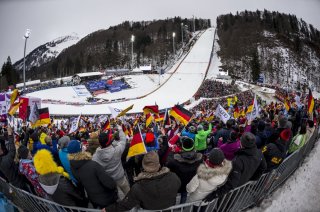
[[0, 129, 318, 212]]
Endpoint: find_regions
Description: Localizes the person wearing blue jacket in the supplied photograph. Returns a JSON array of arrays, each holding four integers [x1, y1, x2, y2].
[[181, 126, 196, 141], [58, 136, 77, 185]]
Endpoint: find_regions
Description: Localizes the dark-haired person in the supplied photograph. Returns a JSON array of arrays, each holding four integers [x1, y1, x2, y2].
[[104, 152, 181, 212], [92, 125, 130, 196], [166, 136, 202, 203], [0, 126, 27, 190]]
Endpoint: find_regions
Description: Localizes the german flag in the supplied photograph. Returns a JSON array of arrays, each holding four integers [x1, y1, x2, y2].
[[234, 105, 240, 119], [246, 99, 254, 113], [146, 113, 154, 127], [102, 119, 110, 132], [8, 100, 23, 116], [163, 109, 171, 128], [205, 111, 214, 122], [33, 108, 51, 127], [284, 92, 291, 111], [143, 105, 159, 115], [169, 105, 193, 126], [155, 112, 164, 122], [308, 88, 314, 114], [122, 124, 129, 136], [117, 104, 134, 118], [127, 126, 147, 160]]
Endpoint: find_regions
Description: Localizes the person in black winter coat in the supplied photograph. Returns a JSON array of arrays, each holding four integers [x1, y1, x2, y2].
[[262, 128, 290, 171], [105, 151, 181, 212], [204, 132, 267, 202], [33, 149, 88, 207], [68, 140, 117, 209], [214, 119, 233, 146], [166, 136, 202, 203], [0, 126, 27, 190]]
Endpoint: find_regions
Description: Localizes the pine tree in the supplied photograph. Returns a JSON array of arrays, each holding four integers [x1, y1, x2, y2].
[[1, 56, 19, 86], [250, 49, 260, 82]]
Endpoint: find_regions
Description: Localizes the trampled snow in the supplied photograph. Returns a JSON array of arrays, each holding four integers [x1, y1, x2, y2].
[[26, 28, 215, 115]]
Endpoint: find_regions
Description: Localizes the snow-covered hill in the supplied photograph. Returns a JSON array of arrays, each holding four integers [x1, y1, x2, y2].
[[13, 33, 80, 71]]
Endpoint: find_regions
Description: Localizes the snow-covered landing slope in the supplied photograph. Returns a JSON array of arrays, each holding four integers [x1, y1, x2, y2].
[[29, 28, 215, 115]]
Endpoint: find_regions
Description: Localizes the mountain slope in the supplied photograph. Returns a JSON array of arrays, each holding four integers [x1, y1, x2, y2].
[[13, 33, 80, 72], [216, 10, 320, 91]]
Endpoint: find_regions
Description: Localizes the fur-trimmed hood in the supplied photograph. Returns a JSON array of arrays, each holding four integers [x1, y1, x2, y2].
[[134, 167, 170, 181], [68, 151, 92, 170], [197, 159, 232, 181], [68, 151, 92, 161]]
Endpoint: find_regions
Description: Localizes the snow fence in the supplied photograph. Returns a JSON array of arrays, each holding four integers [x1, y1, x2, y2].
[[0, 128, 318, 212]]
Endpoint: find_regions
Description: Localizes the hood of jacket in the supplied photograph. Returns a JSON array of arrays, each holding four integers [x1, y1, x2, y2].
[[174, 151, 202, 164], [68, 151, 92, 170], [134, 167, 170, 181], [197, 159, 232, 181], [93, 146, 114, 162], [38, 173, 60, 195]]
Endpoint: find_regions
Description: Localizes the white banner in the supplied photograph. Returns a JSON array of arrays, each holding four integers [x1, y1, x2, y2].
[[29, 103, 39, 123], [69, 115, 81, 134], [108, 106, 122, 118], [247, 94, 259, 121], [215, 104, 231, 124], [72, 85, 92, 97], [0, 94, 10, 116], [28, 97, 41, 108]]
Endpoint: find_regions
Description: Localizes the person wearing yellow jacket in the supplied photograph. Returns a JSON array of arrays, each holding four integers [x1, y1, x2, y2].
[[195, 123, 212, 153]]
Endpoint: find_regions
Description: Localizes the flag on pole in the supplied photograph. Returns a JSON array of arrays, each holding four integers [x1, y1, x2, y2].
[[308, 88, 314, 114], [102, 118, 110, 132], [127, 125, 147, 160], [215, 104, 231, 124], [284, 92, 291, 111], [10, 89, 19, 105], [145, 113, 154, 127], [108, 106, 122, 118], [32, 108, 51, 127], [69, 115, 81, 134], [143, 105, 159, 115], [29, 103, 39, 123], [117, 104, 134, 118], [154, 112, 164, 122], [163, 109, 171, 128], [8, 100, 23, 116], [247, 94, 259, 121], [233, 104, 240, 119], [169, 105, 193, 126]]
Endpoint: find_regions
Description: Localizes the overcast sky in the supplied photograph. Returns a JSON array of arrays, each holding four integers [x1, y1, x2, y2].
[[0, 0, 319, 64]]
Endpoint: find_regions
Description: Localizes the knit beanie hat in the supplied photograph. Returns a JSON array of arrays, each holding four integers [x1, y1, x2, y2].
[[99, 131, 112, 148], [142, 151, 161, 173], [208, 148, 225, 166], [181, 137, 194, 152], [197, 125, 204, 131], [240, 132, 256, 149], [278, 117, 288, 129], [18, 145, 29, 159], [189, 126, 196, 133], [34, 149, 69, 178], [67, 140, 82, 154], [58, 136, 70, 149]]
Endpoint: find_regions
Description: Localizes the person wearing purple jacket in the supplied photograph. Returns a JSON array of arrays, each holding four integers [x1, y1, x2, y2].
[[217, 131, 241, 161]]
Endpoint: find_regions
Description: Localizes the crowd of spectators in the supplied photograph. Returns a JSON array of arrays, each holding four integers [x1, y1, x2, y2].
[[194, 80, 239, 99], [0, 90, 318, 211]]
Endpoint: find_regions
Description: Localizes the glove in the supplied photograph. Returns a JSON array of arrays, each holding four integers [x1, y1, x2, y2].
[[203, 191, 218, 203]]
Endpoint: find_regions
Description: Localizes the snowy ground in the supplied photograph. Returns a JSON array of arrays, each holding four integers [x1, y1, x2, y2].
[[250, 137, 320, 212], [27, 28, 216, 115]]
